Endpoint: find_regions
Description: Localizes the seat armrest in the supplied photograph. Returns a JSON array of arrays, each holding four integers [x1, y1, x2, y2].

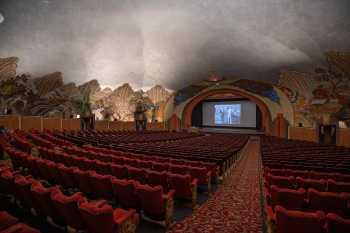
[[206, 171, 212, 178], [114, 209, 135, 224], [163, 189, 175, 200], [191, 178, 198, 187]]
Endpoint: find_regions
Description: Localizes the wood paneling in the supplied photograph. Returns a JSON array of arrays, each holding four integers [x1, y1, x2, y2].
[[289, 127, 318, 142], [337, 129, 350, 148], [62, 119, 80, 131], [21, 116, 42, 131], [95, 120, 109, 131], [0, 115, 20, 130], [42, 118, 61, 130]]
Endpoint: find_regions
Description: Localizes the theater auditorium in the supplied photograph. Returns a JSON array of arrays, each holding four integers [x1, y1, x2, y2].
[[0, 1, 350, 233]]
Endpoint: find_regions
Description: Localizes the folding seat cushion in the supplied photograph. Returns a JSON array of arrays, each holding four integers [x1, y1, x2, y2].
[[110, 178, 140, 209], [336, 173, 350, 183], [0, 211, 18, 231], [0, 223, 41, 233], [328, 179, 350, 193], [169, 164, 188, 175], [78, 199, 139, 233], [275, 205, 325, 233], [95, 160, 111, 175], [51, 190, 85, 230], [296, 177, 326, 192], [72, 169, 93, 196], [308, 188, 349, 216], [110, 164, 128, 179], [127, 167, 147, 184], [269, 185, 306, 212], [152, 162, 169, 172], [57, 164, 77, 188], [326, 213, 350, 233], [309, 171, 336, 180], [14, 175, 35, 208], [30, 182, 62, 222], [89, 171, 113, 199], [147, 170, 169, 192], [266, 174, 295, 189], [168, 173, 198, 209], [135, 184, 175, 226]]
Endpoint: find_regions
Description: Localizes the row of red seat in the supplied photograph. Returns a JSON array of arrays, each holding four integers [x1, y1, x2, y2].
[[0, 165, 140, 233], [270, 205, 350, 233], [266, 185, 350, 217], [0, 211, 39, 233], [265, 173, 350, 193], [6, 146, 198, 210]]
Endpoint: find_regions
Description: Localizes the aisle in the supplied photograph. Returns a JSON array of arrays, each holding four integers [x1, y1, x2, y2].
[[168, 137, 263, 233]]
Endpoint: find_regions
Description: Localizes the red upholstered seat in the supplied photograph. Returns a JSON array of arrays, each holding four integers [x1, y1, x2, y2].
[[89, 171, 113, 199], [270, 185, 306, 211], [168, 173, 198, 209], [57, 164, 77, 188], [152, 162, 169, 172], [336, 173, 350, 183], [78, 199, 139, 233], [51, 190, 85, 230], [187, 166, 211, 191], [127, 167, 147, 184], [266, 174, 294, 189], [26, 156, 40, 178], [111, 178, 139, 210], [275, 205, 325, 233], [147, 170, 169, 192], [95, 160, 111, 175], [30, 182, 62, 222], [169, 164, 188, 175], [328, 179, 350, 193], [296, 177, 326, 192], [326, 213, 350, 233], [0, 211, 18, 231], [14, 175, 35, 208], [135, 184, 174, 227], [0, 170, 16, 195], [0, 223, 41, 233], [110, 164, 128, 179], [72, 168, 93, 196], [45, 161, 62, 184], [309, 171, 336, 180], [308, 188, 349, 216]]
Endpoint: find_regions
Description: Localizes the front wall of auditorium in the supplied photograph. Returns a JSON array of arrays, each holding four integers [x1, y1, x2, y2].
[[1, 51, 350, 147]]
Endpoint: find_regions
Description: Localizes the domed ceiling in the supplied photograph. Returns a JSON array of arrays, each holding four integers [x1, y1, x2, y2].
[[0, 0, 349, 90]]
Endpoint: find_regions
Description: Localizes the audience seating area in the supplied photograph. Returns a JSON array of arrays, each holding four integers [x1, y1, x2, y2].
[[0, 130, 248, 233], [261, 136, 350, 233]]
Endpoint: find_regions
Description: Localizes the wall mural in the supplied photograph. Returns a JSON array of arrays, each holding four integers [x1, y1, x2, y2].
[[278, 52, 350, 127], [0, 57, 172, 122]]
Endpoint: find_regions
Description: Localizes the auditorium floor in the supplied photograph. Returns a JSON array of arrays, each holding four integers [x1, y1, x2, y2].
[[168, 136, 264, 233]]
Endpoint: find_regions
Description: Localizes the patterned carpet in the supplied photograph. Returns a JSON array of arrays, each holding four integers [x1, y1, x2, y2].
[[168, 137, 264, 233]]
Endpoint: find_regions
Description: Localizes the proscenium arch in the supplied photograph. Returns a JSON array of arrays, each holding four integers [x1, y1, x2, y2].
[[182, 88, 273, 134]]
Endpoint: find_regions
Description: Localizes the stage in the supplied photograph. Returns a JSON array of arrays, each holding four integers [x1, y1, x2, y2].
[[199, 127, 265, 135]]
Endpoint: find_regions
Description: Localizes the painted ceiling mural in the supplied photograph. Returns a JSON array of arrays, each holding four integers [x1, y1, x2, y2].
[[278, 52, 350, 127]]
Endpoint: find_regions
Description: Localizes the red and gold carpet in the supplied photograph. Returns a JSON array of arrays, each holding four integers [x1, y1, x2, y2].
[[168, 137, 263, 233]]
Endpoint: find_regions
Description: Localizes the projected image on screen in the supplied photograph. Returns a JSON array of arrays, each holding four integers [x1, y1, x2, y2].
[[215, 104, 241, 125]]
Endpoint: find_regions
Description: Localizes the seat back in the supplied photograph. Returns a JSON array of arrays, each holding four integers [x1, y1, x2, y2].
[[267, 174, 294, 189], [127, 167, 147, 184], [270, 185, 305, 211], [147, 170, 168, 192], [308, 188, 349, 216], [296, 177, 326, 192], [327, 179, 350, 193], [89, 171, 113, 199], [136, 184, 165, 218], [72, 169, 93, 196], [78, 200, 115, 233], [168, 173, 192, 198], [169, 164, 188, 175], [275, 205, 325, 233], [326, 213, 350, 233], [57, 164, 77, 188], [111, 178, 139, 209], [51, 190, 85, 230], [110, 164, 128, 179]]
